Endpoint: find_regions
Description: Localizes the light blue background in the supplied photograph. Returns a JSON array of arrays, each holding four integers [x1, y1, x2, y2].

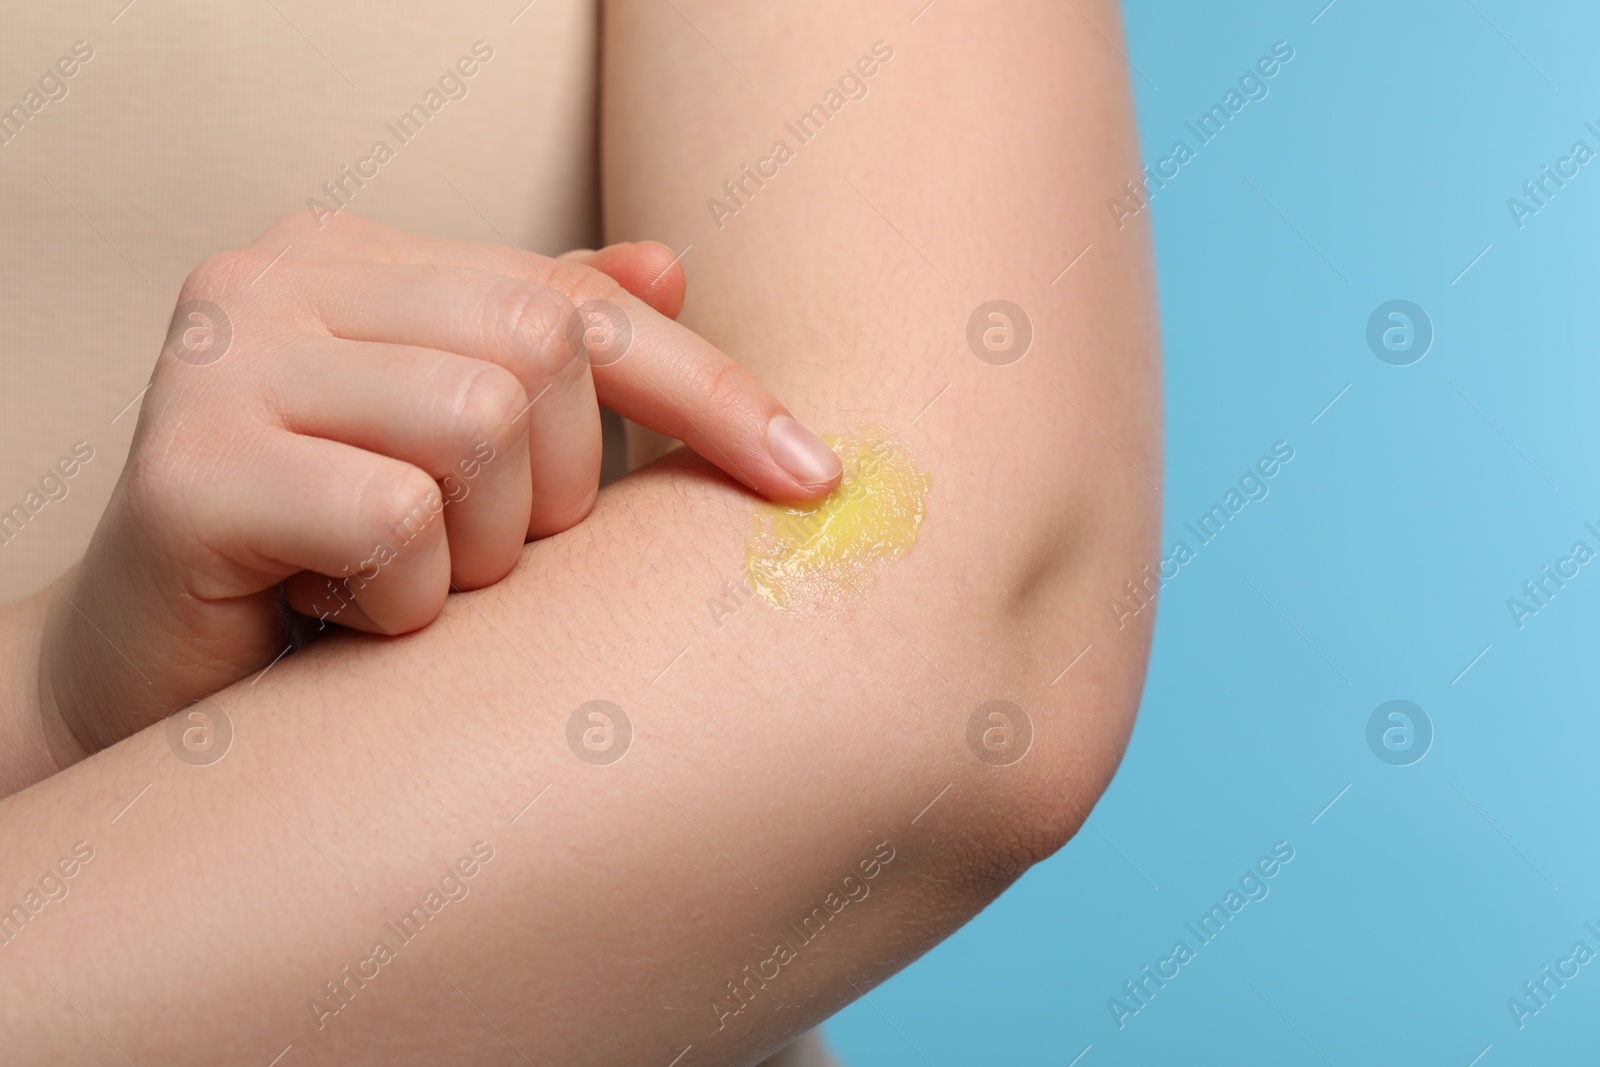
[[832, 0, 1600, 1062]]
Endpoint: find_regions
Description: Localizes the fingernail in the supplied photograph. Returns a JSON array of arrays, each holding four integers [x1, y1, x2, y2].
[[766, 415, 842, 488]]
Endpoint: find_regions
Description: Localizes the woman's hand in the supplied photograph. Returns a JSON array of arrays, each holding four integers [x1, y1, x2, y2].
[[34, 212, 843, 767]]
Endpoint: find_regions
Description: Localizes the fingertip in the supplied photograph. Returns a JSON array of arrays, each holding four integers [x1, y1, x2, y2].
[[579, 241, 686, 320], [644, 249, 687, 320], [631, 241, 687, 318], [284, 573, 380, 633], [282, 529, 451, 637], [765, 414, 843, 498], [449, 552, 521, 593]]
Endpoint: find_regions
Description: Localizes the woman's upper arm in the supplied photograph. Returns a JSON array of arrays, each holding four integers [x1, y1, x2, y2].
[[603, 0, 1162, 628]]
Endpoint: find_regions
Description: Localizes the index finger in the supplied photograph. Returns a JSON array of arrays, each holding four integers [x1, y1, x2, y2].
[[305, 249, 844, 502], [442, 246, 843, 500], [567, 286, 844, 500]]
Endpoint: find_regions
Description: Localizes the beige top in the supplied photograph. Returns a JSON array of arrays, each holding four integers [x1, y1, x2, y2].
[[0, 0, 599, 600]]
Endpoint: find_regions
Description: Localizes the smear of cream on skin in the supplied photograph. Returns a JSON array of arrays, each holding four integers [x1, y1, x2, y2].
[[745, 429, 930, 610]]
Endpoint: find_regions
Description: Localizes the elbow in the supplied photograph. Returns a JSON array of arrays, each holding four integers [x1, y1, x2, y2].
[[915, 453, 1160, 895]]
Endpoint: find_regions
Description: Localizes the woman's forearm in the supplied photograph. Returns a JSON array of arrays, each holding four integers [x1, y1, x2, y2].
[[0, 445, 1139, 1066]]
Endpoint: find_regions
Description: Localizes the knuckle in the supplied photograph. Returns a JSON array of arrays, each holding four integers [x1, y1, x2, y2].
[[119, 435, 217, 553], [261, 211, 315, 242], [538, 257, 627, 309], [530, 262, 636, 369], [320, 211, 382, 247], [181, 251, 253, 299], [446, 366, 527, 451], [119, 444, 183, 525], [696, 359, 752, 420], [357, 464, 441, 546], [482, 281, 582, 383], [265, 207, 373, 244]]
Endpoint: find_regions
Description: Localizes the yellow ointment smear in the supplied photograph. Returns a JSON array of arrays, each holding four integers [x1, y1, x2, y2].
[[745, 430, 930, 610]]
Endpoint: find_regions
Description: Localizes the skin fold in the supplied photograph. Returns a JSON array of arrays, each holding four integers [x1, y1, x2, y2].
[[0, 2, 1159, 1063]]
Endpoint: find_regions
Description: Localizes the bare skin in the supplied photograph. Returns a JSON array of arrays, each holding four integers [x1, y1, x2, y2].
[[1, 239, 694, 794], [7, 229, 841, 787], [0, 2, 1158, 1063]]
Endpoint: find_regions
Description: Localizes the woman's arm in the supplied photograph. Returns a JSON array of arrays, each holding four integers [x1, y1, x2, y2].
[[0, 2, 1159, 1063]]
